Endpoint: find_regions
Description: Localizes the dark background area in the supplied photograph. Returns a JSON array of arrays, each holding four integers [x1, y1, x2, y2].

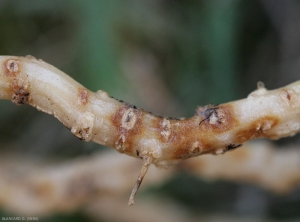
[[0, 0, 300, 221]]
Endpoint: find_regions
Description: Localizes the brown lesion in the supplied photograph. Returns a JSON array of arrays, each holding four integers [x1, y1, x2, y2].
[[110, 104, 144, 155], [78, 88, 89, 106], [3, 58, 31, 105], [172, 135, 221, 159], [196, 104, 238, 133], [236, 116, 279, 142], [169, 104, 239, 159], [158, 118, 209, 159], [11, 79, 31, 105], [149, 104, 240, 160]]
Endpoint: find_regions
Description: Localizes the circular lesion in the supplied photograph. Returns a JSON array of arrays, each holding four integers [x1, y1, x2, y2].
[[279, 89, 298, 107], [5, 59, 20, 76], [197, 104, 238, 133], [121, 108, 137, 130]]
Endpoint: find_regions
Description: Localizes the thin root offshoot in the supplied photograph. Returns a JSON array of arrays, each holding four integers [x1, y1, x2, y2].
[[128, 156, 152, 206]]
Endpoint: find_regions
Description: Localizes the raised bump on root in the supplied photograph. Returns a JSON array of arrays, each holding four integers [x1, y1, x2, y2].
[[71, 112, 95, 141]]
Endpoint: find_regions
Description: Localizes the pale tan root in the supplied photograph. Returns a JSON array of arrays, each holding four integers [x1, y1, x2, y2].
[[1, 55, 300, 204]]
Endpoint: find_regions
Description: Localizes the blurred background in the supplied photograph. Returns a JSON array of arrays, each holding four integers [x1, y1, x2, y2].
[[0, 0, 300, 221]]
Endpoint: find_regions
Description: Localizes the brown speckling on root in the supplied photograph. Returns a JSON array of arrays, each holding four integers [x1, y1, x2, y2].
[[3, 59, 31, 105], [11, 79, 31, 105], [111, 104, 144, 156], [12, 91, 30, 105], [78, 88, 89, 106], [236, 116, 279, 142]]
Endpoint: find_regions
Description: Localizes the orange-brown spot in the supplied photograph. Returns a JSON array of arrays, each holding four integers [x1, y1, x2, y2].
[[156, 117, 214, 159], [169, 104, 239, 159], [110, 104, 144, 155], [78, 88, 89, 106], [150, 113, 225, 160], [236, 116, 279, 142], [154, 104, 239, 160]]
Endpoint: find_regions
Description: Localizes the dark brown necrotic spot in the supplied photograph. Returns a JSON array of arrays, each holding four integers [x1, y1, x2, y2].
[[11, 79, 30, 105], [226, 143, 242, 151], [12, 92, 30, 105]]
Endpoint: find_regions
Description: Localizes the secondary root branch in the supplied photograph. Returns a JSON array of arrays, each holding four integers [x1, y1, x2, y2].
[[128, 156, 152, 206]]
